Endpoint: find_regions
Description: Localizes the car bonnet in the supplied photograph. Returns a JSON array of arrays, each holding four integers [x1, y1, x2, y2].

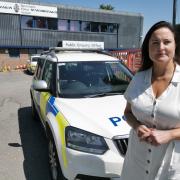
[[54, 95, 131, 139]]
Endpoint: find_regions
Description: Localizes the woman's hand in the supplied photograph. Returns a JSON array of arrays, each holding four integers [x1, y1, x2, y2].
[[148, 129, 173, 146], [135, 125, 172, 146], [135, 124, 152, 141], [124, 103, 180, 146]]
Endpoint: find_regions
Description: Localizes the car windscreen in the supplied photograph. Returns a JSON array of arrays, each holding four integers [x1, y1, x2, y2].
[[57, 61, 133, 98]]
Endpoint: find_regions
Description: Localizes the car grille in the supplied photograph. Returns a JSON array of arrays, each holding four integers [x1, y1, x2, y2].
[[113, 136, 128, 156]]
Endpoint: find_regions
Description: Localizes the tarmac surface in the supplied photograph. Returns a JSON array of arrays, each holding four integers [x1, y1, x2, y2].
[[0, 71, 51, 180]]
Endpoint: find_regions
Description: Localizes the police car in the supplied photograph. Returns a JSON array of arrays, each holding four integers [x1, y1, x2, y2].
[[30, 47, 133, 180]]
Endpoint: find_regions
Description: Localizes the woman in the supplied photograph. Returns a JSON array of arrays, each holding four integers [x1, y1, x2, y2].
[[120, 21, 180, 180]]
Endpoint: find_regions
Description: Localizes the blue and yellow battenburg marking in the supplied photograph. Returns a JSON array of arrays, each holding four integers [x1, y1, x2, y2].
[[40, 92, 69, 168]]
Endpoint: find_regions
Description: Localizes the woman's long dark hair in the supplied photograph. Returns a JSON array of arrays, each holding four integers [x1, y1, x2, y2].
[[139, 21, 176, 71]]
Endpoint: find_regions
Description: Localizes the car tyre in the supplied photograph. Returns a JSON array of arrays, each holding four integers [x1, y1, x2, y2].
[[48, 135, 66, 180]]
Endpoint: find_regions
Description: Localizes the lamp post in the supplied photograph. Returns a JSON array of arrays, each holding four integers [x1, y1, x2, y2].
[[173, 0, 177, 27]]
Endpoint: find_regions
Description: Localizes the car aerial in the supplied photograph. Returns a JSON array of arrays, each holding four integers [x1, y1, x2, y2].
[[27, 54, 40, 74], [30, 47, 133, 180]]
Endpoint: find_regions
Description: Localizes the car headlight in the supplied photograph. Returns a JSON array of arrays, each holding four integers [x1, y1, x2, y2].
[[65, 126, 108, 154]]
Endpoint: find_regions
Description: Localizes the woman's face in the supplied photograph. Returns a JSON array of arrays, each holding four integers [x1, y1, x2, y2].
[[148, 27, 175, 65]]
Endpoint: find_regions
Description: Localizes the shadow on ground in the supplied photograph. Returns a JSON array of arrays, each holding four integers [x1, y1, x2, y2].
[[18, 107, 51, 180]]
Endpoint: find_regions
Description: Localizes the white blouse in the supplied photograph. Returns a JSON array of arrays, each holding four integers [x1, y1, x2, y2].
[[120, 63, 180, 180]]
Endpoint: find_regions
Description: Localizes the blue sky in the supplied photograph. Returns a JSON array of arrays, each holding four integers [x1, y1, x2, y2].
[[39, 0, 178, 37]]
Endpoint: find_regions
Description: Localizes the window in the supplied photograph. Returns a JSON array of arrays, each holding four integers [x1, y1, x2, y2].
[[47, 18, 58, 30], [108, 24, 117, 33], [35, 17, 47, 29], [42, 61, 53, 88], [21, 16, 58, 30], [70, 20, 80, 31], [81, 21, 91, 31], [21, 16, 117, 34], [35, 58, 45, 80], [58, 19, 68, 31], [58, 61, 132, 98], [100, 23, 117, 33], [100, 23, 108, 32], [21, 16, 34, 28], [91, 22, 99, 32], [8, 49, 20, 58]]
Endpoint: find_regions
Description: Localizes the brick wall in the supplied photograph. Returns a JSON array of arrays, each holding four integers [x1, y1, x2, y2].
[[0, 49, 29, 70]]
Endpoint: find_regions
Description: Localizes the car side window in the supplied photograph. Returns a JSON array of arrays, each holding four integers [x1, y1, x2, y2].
[[42, 61, 53, 89], [35, 58, 45, 79]]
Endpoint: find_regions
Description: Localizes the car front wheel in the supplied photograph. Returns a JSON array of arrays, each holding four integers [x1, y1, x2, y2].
[[48, 136, 66, 180]]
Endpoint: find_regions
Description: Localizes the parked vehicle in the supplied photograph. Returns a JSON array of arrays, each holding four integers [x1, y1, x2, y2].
[[30, 47, 133, 180], [27, 54, 40, 74]]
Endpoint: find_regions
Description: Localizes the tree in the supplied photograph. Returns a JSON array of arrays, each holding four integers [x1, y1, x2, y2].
[[99, 4, 114, 10]]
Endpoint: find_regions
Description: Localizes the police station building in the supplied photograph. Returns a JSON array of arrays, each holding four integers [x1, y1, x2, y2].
[[0, 0, 143, 69]]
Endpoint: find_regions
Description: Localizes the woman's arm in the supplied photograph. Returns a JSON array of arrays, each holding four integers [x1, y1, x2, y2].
[[150, 128, 180, 146], [124, 103, 180, 146], [124, 102, 152, 141]]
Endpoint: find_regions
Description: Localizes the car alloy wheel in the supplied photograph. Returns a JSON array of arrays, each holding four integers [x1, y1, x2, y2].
[[48, 137, 66, 180], [49, 139, 59, 180]]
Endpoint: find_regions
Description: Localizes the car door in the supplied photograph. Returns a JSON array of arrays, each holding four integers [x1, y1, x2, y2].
[[32, 57, 45, 117], [39, 60, 54, 124]]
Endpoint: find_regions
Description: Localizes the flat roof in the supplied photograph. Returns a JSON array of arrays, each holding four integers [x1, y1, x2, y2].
[[3, 0, 143, 17]]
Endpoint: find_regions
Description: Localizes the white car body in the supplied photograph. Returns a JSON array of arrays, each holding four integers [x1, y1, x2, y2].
[[52, 96, 130, 179], [30, 48, 133, 180]]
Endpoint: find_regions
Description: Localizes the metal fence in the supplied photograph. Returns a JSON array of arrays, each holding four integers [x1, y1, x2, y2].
[[110, 49, 142, 73]]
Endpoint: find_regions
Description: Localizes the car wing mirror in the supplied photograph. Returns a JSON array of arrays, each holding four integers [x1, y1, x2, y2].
[[32, 80, 50, 92]]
